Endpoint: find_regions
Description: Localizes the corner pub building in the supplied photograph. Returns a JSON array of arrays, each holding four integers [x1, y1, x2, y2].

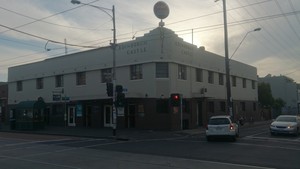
[[8, 27, 258, 130]]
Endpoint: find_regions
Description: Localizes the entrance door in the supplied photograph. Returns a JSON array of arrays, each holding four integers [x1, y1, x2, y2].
[[197, 102, 203, 127], [85, 106, 92, 127], [104, 105, 112, 127], [68, 106, 76, 127], [127, 105, 136, 128]]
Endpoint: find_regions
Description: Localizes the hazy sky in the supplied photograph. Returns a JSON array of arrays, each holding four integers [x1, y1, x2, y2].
[[0, 0, 300, 83]]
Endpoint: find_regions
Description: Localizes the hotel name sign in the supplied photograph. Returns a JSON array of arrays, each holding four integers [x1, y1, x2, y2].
[[118, 41, 148, 55]]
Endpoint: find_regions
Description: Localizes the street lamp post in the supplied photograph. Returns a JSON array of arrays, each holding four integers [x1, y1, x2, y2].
[[230, 28, 261, 60], [71, 0, 117, 136], [219, 0, 233, 119]]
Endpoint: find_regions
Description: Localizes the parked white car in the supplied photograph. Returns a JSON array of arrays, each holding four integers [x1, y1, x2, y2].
[[270, 115, 300, 136], [206, 115, 239, 141]]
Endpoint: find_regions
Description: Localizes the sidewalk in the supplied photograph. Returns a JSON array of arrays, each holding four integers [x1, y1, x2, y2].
[[0, 120, 271, 140]]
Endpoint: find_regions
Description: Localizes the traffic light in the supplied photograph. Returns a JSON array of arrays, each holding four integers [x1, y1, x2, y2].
[[170, 93, 180, 106], [106, 83, 113, 97], [115, 85, 125, 107]]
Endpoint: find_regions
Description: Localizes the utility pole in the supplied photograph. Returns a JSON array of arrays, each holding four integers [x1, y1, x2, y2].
[[222, 0, 233, 119], [111, 5, 117, 137]]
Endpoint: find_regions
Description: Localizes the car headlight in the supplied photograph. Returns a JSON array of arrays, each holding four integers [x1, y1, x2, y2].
[[270, 124, 275, 127], [287, 125, 295, 129]]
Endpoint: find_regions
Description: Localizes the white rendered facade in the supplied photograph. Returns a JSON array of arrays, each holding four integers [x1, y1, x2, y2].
[[8, 27, 258, 129]]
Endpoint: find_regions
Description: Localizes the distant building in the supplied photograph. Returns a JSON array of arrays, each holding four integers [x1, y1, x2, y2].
[[0, 82, 8, 124], [7, 27, 258, 130], [259, 74, 298, 115]]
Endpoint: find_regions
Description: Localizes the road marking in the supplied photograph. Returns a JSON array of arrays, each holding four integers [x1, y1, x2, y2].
[[244, 135, 300, 144], [183, 158, 276, 169], [234, 142, 300, 151], [0, 138, 74, 147], [0, 155, 80, 169]]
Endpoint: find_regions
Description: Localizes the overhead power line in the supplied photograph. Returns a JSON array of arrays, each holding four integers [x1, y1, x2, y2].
[[0, 23, 98, 48]]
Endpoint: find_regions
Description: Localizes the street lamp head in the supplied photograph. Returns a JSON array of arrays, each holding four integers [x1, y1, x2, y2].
[[71, 0, 81, 4], [254, 28, 261, 32]]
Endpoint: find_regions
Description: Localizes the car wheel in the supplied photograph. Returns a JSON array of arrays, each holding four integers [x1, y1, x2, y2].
[[231, 136, 236, 142], [270, 132, 275, 136]]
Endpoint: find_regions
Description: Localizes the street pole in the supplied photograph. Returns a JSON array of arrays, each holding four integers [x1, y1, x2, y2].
[[111, 5, 117, 137], [71, 0, 117, 136], [230, 28, 261, 60], [222, 0, 233, 119]]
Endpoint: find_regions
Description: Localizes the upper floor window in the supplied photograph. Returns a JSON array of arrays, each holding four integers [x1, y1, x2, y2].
[[55, 75, 64, 88], [219, 73, 224, 85], [76, 72, 86, 85], [36, 78, 43, 89], [252, 80, 256, 89], [17, 81, 23, 91], [101, 68, 112, 83], [243, 78, 247, 88], [196, 68, 203, 82], [232, 76, 237, 87], [156, 62, 169, 78], [130, 64, 143, 80], [178, 64, 187, 80], [208, 71, 214, 84]]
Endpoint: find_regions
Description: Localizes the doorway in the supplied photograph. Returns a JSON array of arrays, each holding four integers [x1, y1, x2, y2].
[[104, 105, 112, 127], [85, 106, 92, 127], [68, 106, 76, 127], [197, 101, 203, 127], [127, 104, 136, 128]]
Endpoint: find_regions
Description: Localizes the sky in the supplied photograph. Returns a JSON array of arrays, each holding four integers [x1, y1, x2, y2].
[[0, 0, 300, 83]]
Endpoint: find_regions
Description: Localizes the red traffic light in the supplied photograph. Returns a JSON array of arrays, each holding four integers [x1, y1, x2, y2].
[[173, 95, 179, 100], [170, 93, 180, 106]]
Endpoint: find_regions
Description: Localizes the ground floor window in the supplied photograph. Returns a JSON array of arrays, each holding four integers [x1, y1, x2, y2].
[[156, 99, 169, 114]]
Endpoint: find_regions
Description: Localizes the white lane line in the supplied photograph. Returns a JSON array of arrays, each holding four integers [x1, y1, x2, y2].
[[183, 158, 276, 169], [244, 136, 300, 144], [234, 142, 300, 151], [246, 131, 270, 137], [0, 155, 80, 169], [0, 138, 74, 147]]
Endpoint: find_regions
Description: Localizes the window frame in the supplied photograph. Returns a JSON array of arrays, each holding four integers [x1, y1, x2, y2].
[[208, 71, 214, 84], [16, 81, 23, 91], [101, 68, 112, 83], [178, 64, 187, 80], [76, 72, 86, 86], [36, 78, 44, 89], [243, 78, 247, 88], [232, 76, 237, 87], [196, 68, 203, 82], [219, 73, 224, 85], [55, 75, 64, 88], [130, 64, 143, 80], [156, 62, 169, 78]]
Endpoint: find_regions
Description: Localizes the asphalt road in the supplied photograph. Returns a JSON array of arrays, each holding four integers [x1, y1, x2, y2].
[[0, 124, 299, 169]]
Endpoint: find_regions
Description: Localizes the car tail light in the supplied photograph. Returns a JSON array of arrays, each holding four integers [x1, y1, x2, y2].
[[229, 124, 234, 130]]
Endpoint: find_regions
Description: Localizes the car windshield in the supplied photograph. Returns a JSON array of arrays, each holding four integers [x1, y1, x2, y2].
[[209, 118, 230, 125], [276, 116, 296, 122]]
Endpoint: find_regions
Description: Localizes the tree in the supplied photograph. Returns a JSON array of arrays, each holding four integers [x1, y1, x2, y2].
[[258, 82, 274, 107], [273, 98, 286, 115]]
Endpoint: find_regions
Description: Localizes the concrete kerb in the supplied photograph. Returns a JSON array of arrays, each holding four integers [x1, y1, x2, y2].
[[0, 120, 271, 141]]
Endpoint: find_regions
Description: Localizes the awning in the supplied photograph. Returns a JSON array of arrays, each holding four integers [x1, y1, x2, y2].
[[12, 98, 46, 109]]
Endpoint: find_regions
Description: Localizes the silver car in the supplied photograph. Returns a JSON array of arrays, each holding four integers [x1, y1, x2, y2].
[[270, 115, 300, 136]]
